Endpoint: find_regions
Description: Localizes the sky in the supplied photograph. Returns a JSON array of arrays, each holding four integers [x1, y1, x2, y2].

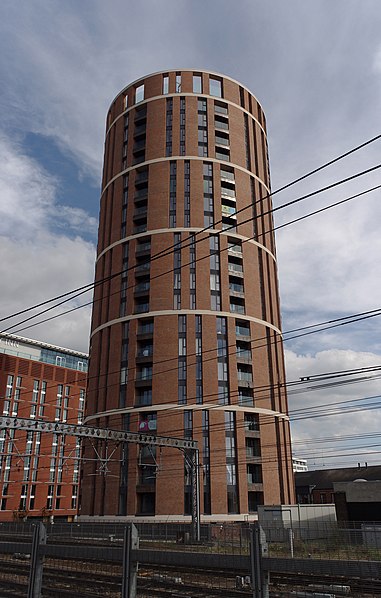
[[0, 0, 380, 470]]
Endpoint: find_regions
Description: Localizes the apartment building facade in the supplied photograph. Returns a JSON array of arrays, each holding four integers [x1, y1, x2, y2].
[[0, 333, 87, 521], [81, 69, 295, 521]]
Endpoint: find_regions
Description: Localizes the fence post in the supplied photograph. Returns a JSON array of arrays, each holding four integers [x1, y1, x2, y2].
[[27, 522, 46, 598], [122, 523, 139, 598], [250, 523, 269, 598]]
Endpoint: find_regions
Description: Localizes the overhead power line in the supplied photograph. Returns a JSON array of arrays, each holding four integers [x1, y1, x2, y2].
[[1, 131, 380, 330], [4, 179, 381, 337]]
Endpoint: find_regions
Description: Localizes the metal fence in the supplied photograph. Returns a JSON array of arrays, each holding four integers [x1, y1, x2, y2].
[[0, 520, 381, 597]]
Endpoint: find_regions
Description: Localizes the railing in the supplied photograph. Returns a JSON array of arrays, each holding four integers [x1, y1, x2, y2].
[[1, 522, 381, 598], [228, 262, 243, 273]]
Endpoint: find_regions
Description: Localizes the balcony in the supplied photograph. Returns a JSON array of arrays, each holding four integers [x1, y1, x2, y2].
[[228, 245, 242, 258], [133, 205, 148, 220], [133, 139, 146, 153], [134, 188, 148, 200], [221, 187, 236, 199], [135, 243, 151, 256], [215, 119, 229, 132], [230, 302, 245, 314], [215, 135, 230, 147], [136, 346, 153, 359], [134, 281, 150, 293], [134, 124, 146, 137], [237, 371, 253, 382], [236, 348, 251, 361], [135, 171, 148, 185], [134, 109, 147, 123], [134, 302, 149, 314], [134, 223, 147, 234], [135, 262, 150, 275], [228, 262, 243, 275], [229, 282, 244, 295]]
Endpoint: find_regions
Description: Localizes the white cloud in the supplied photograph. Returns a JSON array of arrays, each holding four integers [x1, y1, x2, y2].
[[285, 348, 381, 468], [0, 133, 95, 352]]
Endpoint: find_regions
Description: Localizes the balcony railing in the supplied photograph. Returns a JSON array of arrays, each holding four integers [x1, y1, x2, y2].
[[230, 303, 245, 314], [228, 262, 243, 274]]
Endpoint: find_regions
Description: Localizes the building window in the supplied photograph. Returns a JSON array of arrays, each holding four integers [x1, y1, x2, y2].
[[210, 235, 221, 311], [180, 97, 186, 155], [139, 412, 157, 432], [138, 319, 154, 335], [163, 74, 169, 94], [195, 315, 203, 403], [184, 160, 190, 227], [217, 317, 229, 405], [225, 411, 238, 513], [166, 98, 173, 156], [193, 73, 202, 93], [175, 72, 181, 93], [136, 389, 152, 407], [246, 438, 261, 458], [174, 233, 181, 309], [120, 242, 129, 317], [121, 174, 129, 238], [246, 466, 262, 484], [202, 410, 211, 514], [209, 77, 222, 98], [248, 491, 264, 512], [178, 315, 187, 405], [189, 233, 196, 309], [122, 114, 129, 169], [120, 322, 129, 408], [135, 83, 144, 103], [203, 162, 214, 227], [169, 161, 177, 227], [215, 101, 228, 115], [198, 99, 208, 157], [244, 113, 251, 170], [238, 388, 253, 407]]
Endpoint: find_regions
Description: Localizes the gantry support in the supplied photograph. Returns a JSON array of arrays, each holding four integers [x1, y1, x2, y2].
[[0, 417, 201, 541]]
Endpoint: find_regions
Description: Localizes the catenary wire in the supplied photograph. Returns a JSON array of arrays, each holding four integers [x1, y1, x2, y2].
[[1, 129, 381, 330]]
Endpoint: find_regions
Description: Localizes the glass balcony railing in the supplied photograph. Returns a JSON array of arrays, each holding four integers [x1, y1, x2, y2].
[[228, 262, 243, 273]]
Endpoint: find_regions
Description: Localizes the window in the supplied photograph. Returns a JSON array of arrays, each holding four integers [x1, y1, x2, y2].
[[209, 77, 222, 97], [166, 98, 173, 156], [246, 437, 261, 458], [215, 101, 228, 115], [247, 464, 262, 484], [135, 83, 144, 103], [193, 74, 202, 93], [163, 74, 169, 94], [184, 161, 191, 228], [136, 389, 152, 406], [138, 319, 154, 335], [236, 319, 250, 337], [244, 412, 259, 431], [198, 99, 208, 157], [180, 97, 186, 155], [238, 388, 253, 406], [169, 161, 177, 227], [139, 412, 157, 431], [176, 72, 181, 92]]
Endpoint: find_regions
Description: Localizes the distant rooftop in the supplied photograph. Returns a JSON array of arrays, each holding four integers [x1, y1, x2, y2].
[[295, 465, 381, 489], [0, 332, 88, 373]]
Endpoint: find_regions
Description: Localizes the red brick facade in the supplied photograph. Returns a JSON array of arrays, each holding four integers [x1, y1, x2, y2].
[[81, 69, 295, 521], [0, 334, 87, 521]]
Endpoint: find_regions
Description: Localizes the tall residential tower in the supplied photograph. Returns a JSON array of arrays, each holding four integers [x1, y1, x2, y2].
[[81, 70, 294, 521]]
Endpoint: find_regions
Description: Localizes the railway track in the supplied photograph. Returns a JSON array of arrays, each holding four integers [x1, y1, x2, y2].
[[1, 549, 381, 597]]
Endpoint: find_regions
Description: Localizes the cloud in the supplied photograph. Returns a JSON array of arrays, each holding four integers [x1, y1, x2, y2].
[[285, 348, 381, 468], [0, 133, 95, 352]]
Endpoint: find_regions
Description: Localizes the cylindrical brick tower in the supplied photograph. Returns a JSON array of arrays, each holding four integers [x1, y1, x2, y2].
[[81, 69, 295, 521]]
